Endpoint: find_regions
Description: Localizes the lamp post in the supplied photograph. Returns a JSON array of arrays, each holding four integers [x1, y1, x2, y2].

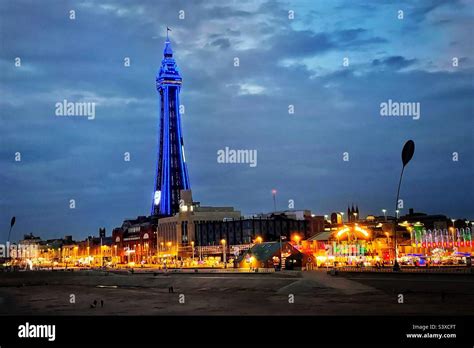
[[271, 189, 277, 213], [280, 235, 283, 270], [100, 241, 103, 268], [382, 209, 387, 221], [292, 234, 301, 245], [166, 242, 172, 265], [7, 217, 16, 263], [340, 212, 345, 223], [221, 239, 226, 268], [191, 241, 195, 262], [393, 140, 415, 272], [279, 235, 286, 270], [451, 219, 456, 243]]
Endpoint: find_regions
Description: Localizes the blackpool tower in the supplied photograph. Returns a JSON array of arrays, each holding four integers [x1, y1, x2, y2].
[[151, 33, 190, 216]]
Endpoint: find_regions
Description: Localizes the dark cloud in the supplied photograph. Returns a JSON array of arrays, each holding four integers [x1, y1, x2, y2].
[[372, 56, 417, 70], [335, 28, 366, 41], [205, 6, 253, 19], [210, 38, 231, 49], [410, 0, 463, 22]]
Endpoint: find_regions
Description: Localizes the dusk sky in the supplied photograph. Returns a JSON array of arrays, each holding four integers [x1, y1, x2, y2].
[[1, 0, 473, 241]]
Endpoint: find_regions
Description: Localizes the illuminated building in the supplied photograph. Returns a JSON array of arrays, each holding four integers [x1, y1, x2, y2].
[[75, 234, 113, 266], [235, 241, 306, 270], [151, 34, 190, 216], [156, 190, 241, 259], [112, 216, 158, 264], [347, 204, 360, 222], [195, 213, 309, 251]]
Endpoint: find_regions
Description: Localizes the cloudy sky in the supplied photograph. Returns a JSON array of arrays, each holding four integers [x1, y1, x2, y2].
[[1, 0, 473, 241]]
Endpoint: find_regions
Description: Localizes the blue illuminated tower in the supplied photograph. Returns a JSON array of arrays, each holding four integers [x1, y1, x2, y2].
[[151, 34, 190, 216]]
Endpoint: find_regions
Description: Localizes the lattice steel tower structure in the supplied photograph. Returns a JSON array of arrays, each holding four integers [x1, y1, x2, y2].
[[151, 35, 190, 216]]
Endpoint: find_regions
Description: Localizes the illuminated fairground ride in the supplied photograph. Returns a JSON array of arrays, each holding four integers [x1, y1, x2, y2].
[[305, 221, 473, 267], [300, 224, 385, 267], [399, 222, 472, 265], [334, 224, 371, 241]]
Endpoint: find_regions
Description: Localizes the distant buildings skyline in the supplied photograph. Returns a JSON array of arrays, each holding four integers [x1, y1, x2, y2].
[[1, 1, 472, 240]]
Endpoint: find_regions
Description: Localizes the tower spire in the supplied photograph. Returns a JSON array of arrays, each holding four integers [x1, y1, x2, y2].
[[152, 29, 190, 217], [163, 28, 173, 58]]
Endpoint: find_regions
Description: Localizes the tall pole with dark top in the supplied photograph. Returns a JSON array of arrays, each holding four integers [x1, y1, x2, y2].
[[7, 216, 15, 245], [272, 189, 277, 213], [8, 217, 16, 261], [394, 140, 415, 271]]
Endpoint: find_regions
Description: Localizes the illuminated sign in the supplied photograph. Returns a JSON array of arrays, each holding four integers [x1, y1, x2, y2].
[[123, 236, 140, 242], [154, 190, 161, 206], [326, 242, 368, 256]]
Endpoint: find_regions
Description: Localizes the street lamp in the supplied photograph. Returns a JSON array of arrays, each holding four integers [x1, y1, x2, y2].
[[279, 235, 287, 270], [191, 241, 195, 262], [393, 140, 415, 272], [292, 234, 301, 245], [255, 236, 263, 244], [451, 219, 456, 242], [340, 212, 345, 223], [220, 239, 226, 268], [271, 189, 277, 212], [324, 214, 329, 222], [382, 209, 387, 221]]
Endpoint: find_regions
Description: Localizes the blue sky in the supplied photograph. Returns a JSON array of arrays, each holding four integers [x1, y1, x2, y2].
[[0, 0, 473, 241]]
